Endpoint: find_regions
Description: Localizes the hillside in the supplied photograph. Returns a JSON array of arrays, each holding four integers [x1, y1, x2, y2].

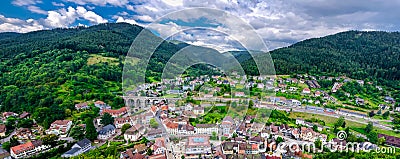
[[0, 23, 219, 127], [1, 23, 400, 127], [266, 31, 400, 86]]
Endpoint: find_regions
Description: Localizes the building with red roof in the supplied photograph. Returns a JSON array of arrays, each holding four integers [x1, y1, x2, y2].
[[46, 120, 72, 137], [102, 107, 127, 117], [10, 140, 50, 159]]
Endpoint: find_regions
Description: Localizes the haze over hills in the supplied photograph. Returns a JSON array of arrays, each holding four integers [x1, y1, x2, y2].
[[0, 23, 399, 123]]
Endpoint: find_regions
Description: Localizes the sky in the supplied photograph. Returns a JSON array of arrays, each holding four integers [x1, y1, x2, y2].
[[1, 0, 400, 52]]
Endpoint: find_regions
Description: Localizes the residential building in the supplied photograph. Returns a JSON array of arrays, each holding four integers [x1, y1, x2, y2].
[[0, 124, 6, 137], [146, 128, 165, 140], [16, 128, 33, 140], [120, 149, 145, 159], [114, 117, 131, 129], [193, 106, 204, 115], [19, 112, 30, 119], [302, 88, 311, 94], [152, 137, 166, 155], [185, 136, 212, 158], [195, 124, 218, 135], [61, 138, 92, 158], [235, 92, 245, 97], [94, 101, 109, 109], [46, 120, 72, 137], [0, 148, 11, 159], [98, 124, 116, 140], [220, 116, 235, 137], [165, 122, 179, 135], [10, 140, 50, 159], [148, 153, 167, 159], [75, 103, 90, 110], [124, 124, 145, 142], [2, 112, 17, 119], [102, 107, 127, 117], [222, 142, 238, 155]]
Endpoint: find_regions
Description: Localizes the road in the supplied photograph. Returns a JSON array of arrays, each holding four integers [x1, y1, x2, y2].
[[193, 96, 393, 131], [0, 130, 16, 143]]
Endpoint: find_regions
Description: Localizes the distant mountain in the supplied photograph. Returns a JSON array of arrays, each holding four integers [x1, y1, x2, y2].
[[245, 31, 400, 86], [0, 23, 144, 58]]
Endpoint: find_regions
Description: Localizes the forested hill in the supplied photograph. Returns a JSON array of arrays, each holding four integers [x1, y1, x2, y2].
[[267, 31, 400, 85], [0, 23, 218, 127], [0, 23, 144, 58]]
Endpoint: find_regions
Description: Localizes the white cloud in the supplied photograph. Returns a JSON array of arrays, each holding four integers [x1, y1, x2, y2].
[[11, 0, 41, 6], [0, 15, 44, 33], [161, 0, 184, 7], [76, 6, 108, 24], [63, 0, 129, 7], [116, 17, 137, 25], [27, 6, 47, 15], [43, 6, 107, 28], [51, 2, 65, 7], [121, 0, 400, 50]]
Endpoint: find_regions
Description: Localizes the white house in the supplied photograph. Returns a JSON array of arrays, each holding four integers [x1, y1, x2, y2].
[[10, 140, 50, 159], [98, 124, 116, 140], [193, 106, 204, 115], [152, 137, 166, 155], [124, 124, 145, 142], [195, 124, 218, 135], [61, 138, 92, 158], [46, 120, 72, 137]]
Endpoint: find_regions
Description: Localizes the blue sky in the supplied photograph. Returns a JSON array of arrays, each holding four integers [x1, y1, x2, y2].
[[1, 0, 400, 51]]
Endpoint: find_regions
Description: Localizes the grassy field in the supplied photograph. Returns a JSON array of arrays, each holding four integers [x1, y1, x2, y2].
[[290, 111, 400, 138], [124, 56, 140, 65], [87, 54, 119, 65]]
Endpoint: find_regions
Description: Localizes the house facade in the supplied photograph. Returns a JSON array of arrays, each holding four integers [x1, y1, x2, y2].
[[61, 138, 92, 158], [98, 124, 116, 140], [46, 120, 72, 137], [10, 140, 50, 159]]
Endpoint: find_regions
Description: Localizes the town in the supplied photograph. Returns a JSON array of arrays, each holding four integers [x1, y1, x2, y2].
[[0, 73, 399, 159]]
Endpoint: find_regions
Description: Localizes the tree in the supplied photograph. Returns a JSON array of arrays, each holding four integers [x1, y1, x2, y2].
[[42, 134, 59, 146], [345, 127, 350, 135], [367, 131, 378, 144], [333, 116, 345, 132], [231, 101, 237, 108], [17, 119, 33, 128], [369, 111, 375, 117], [378, 137, 386, 146], [150, 118, 159, 128], [70, 126, 85, 140], [312, 125, 319, 132], [85, 118, 97, 141], [10, 136, 19, 147], [2, 141, 11, 151], [365, 122, 373, 133], [232, 132, 238, 138], [377, 109, 382, 115], [249, 100, 254, 108], [211, 131, 217, 140], [383, 111, 390, 119], [121, 124, 131, 134], [146, 149, 153, 156], [315, 138, 322, 148], [276, 136, 284, 144], [100, 113, 114, 126]]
